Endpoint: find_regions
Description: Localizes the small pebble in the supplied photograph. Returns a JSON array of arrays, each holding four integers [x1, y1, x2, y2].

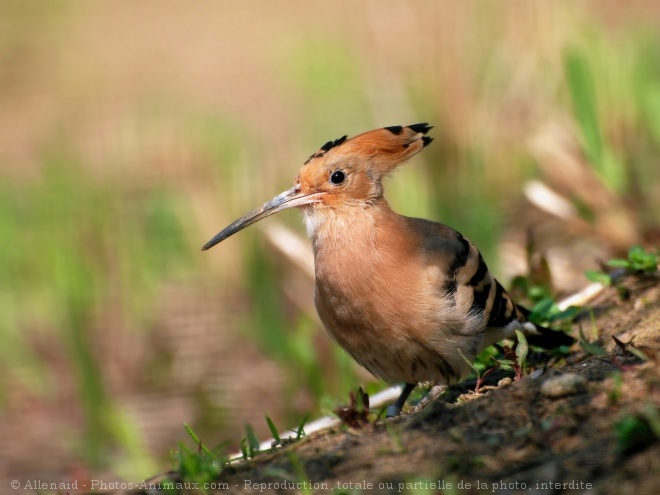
[[540, 373, 587, 398]]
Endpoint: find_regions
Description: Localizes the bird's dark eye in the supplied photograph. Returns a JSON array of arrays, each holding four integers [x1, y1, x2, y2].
[[330, 170, 345, 185]]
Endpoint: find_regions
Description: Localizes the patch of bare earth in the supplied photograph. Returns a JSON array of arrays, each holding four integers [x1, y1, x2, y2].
[[129, 275, 659, 495]]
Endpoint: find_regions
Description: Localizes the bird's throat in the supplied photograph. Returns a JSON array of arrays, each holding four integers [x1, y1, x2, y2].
[[302, 201, 386, 258]]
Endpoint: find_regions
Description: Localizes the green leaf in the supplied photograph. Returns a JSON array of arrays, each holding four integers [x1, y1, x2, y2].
[[515, 330, 529, 366], [549, 305, 581, 323], [616, 415, 657, 454], [184, 423, 200, 444], [606, 246, 658, 274], [265, 415, 281, 443], [628, 346, 650, 362], [528, 285, 552, 303], [473, 345, 500, 372], [531, 297, 555, 315], [296, 414, 309, 440], [240, 437, 248, 460], [626, 245, 659, 272], [245, 423, 260, 457], [578, 326, 608, 356], [183, 423, 214, 457], [585, 270, 612, 286], [606, 259, 630, 268], [579, 339, 609, 356], [529, 297, 559, 324]]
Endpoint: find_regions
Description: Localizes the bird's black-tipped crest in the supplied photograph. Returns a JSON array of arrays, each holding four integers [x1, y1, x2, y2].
[[407, 123, 432, 134], [305, 135, 348, 164], [320, 135, 348, 152], [384, 125, 404, 135]]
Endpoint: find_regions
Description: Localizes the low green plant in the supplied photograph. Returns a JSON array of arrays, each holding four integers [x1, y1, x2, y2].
[[586, 246, 659, 286], [578, 326, 608, 357], [584, 269, 614, 286], [608, 246, 659, 274], [295, 414, 309, 441], [492, 332, 528, 382], [506, 241, 580, 330], [461, 329, 550, 393], [265, 415, 281, 446], [527, 299, 581, 329], [615, 406, 660, 455], [471, 345, 500, 374], [170, 424, 229, 493], [264, 413, 309, 448], [458, 347, 502, 394], [240, 423, 260, 460]]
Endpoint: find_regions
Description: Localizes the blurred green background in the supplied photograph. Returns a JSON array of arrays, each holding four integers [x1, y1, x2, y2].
[[1, 0, 659, 487]]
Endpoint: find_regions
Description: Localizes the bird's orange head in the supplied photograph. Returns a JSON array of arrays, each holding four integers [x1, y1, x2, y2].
[[202, 123, 433, 250]]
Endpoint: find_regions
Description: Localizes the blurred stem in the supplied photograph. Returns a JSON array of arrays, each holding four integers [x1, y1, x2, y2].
[[60, 254, 110, 467], [564, 48, 626, 192]]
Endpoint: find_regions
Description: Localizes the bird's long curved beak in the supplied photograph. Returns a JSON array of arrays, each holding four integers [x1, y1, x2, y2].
[[201, 186, 323, 251]]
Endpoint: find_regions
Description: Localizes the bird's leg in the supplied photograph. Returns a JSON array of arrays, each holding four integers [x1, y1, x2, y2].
[[386, 383, 417, 418]]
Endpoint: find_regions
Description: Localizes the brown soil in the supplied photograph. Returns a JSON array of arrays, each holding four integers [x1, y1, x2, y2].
[[126, 275, 660, 495]]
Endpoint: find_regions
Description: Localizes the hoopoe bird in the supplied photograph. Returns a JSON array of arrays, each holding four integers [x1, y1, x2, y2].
[[202, 124, 574, 417]]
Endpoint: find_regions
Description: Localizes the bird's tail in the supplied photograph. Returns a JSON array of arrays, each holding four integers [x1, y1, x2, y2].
[[516, 305, 575, 348]]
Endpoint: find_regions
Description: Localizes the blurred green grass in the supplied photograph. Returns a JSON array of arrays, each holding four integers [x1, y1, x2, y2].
[[0, 149, 193, 475], [1, 0, 660, 485]]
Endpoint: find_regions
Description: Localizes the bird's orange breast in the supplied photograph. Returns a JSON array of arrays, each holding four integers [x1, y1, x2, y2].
[[307, 200, 486, 385]]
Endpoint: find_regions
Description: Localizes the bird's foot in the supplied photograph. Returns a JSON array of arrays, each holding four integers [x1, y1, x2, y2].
[[385, 383, 417, 418], [386, 404, 403, 418]]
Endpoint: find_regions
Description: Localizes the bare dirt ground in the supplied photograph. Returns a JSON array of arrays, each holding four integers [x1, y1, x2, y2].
[[119, 274, 659, 495]]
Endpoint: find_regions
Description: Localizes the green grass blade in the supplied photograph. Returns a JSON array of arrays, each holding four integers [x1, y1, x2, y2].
[[296, 414, 309, 440], [265, 415, 281, 443], [240, 437, 248, 460], [183, 423, 215, 457], [245, 424, 260, 457], [564, 49, 604, 170]]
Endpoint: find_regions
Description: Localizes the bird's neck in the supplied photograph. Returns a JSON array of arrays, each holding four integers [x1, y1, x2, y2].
[[301, 198, 415, 292], [302, 198, 392, 253]]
